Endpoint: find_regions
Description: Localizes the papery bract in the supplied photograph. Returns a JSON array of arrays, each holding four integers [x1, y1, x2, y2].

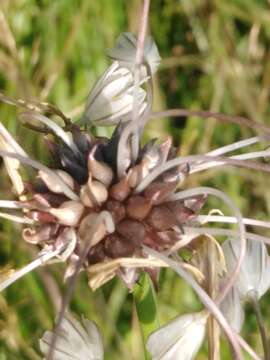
[[146, 312, 207, 360], [40, 313, 104, 360], [222, 238, 270, 300]]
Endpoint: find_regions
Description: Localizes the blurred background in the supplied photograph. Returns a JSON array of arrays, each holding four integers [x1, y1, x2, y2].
[[0, 0, 270, 358]]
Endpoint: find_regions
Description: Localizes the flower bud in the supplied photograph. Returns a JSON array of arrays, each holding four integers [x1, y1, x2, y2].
[[80, 62, 147, 127]]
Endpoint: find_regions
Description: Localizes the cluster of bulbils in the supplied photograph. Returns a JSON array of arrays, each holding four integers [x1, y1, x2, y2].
[[0, 33, 205, 290], [23, 121, 205, 287]]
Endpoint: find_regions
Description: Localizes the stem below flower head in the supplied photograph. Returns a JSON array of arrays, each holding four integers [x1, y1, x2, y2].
[[47, 211, 114, 360], [248, 290, 270, 360]]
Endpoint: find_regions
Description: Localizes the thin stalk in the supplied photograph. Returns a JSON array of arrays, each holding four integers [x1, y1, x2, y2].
[[168, 186, 246, 304], [47, 211, 114, 360], [183, 226, 270, 246], [249, 291, 270, 360], [191, 149, 270, 174], [207, 240, 220, 360], [135, 154, 270, 193], [0, 248, 61, 292], [206, 136, 269, 157], [131, 0, 150, 162], [198, 215, 270, 230], [150, 109, 270, 135], [0, 150, 79, 200], [143, 246, 243, 359]]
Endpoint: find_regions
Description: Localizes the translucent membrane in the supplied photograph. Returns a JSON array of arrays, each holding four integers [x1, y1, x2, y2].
[[0, 150, 79, 201]]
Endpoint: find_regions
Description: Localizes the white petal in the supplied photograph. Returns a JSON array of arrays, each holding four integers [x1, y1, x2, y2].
[[147, 312, 206, 360], [108, 32, 161, 74], [222, 238, 270, 299], [220, 285, 245, 333], [40, 313, 104, 360]]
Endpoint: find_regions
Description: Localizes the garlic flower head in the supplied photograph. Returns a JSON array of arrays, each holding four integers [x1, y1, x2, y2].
[[146, 312, 207, 360], [222, 238, 270, 300], [40, 313, 104, 360]]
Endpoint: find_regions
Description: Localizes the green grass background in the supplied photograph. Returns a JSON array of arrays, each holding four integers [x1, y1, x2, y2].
[[0, 0, 270, 358]]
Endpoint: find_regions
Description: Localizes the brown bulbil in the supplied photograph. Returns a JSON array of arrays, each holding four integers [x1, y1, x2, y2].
[[143, 181, 177, 205], [109, 176, 130, 201], [88, 242, 106, 264], [147, 205, 177, 231], [166, 201, 195, 223], [126, 195, 152, 221], [105, 200, 126, 224], [104, 233, 136, 258], [117, 219, 146, 246]]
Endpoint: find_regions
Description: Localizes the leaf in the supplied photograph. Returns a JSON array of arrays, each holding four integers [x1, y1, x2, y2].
[[133, 273, 160, 360]]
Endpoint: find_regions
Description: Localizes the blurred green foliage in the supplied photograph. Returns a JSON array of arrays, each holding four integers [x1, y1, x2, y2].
[[0, 0, 270, 358]]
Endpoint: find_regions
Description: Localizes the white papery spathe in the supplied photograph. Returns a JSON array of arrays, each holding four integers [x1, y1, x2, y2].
[[40, 313, 104, 360], [80, 32, 160, 127], [220, 285, 244, 333], [146, 312, 207, 360], [80, 61, 147, 126], [222, 238, 270, 300], [107, 32, 161, 74]]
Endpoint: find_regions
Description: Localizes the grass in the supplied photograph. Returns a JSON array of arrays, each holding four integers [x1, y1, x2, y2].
[[1, 0, 270, 358]]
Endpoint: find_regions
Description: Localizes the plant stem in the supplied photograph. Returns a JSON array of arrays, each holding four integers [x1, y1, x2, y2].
[[206, 239, 220, 360], [250, 291, 270, 360]]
